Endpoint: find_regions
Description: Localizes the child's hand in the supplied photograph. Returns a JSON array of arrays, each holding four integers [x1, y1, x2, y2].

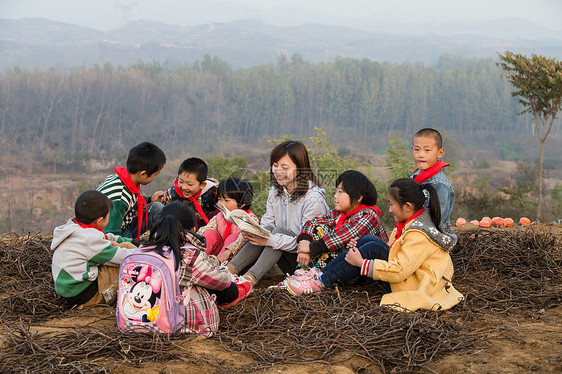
[[297, 240, 311, 254], [217, 250, 231, 264], [347, 237, 359, 249], [297, 252, 311, 266], [345, 247, 364, 267], [112, 241, 136, 249], [118, 241, 137, 249], [151, 190, 165, 203]]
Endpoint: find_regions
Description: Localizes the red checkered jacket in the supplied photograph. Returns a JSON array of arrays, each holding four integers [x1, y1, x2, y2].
[[297, 206, 388, 257], [179, 231, 232, 337]]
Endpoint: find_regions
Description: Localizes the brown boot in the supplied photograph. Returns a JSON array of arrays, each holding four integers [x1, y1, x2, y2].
[[226, 263, 237, 275], [242, 272, 258, 287]]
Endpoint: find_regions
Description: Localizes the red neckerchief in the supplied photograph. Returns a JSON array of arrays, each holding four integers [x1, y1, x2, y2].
[[173, 178, 187, 199], [174, 179, 210, 225], [115, 167, 145, 241], [222, 208, 253, 240], [336, 204, 381, 229], [389, 207, 425, 248], [72, 218, 109, 240], [412, 160, 449, 183]]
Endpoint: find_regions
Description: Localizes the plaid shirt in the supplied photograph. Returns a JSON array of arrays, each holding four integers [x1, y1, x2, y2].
[[298, 207, 388, 257], [179, 231, 232, 337]]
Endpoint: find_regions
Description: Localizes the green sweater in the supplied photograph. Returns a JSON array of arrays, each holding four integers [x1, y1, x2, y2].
[[96, 172, 150, 235], [51, 219, 134, 298]]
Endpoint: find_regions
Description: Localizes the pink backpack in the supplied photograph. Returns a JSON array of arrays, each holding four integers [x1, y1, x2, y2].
[[116, 246, 185, 333]]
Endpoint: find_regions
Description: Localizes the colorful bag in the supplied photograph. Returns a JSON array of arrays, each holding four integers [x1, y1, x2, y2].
[[116, 246, 185, 333], [297, 224, 341, 271]]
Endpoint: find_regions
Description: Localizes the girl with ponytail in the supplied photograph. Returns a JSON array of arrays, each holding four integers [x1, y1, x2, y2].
[[144, 202, 252, 336], [285, 178, 464, 312]]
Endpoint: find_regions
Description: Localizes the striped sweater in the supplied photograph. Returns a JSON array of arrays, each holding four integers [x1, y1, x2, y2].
[[97, 172, 150, 235]]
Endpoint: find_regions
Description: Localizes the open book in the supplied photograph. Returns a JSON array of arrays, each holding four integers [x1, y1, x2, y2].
[[216, 201, 270, 239]]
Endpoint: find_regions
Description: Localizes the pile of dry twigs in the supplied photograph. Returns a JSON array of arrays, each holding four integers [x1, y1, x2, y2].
[[0, 234, 66, 322], [451, 226, 562, 314], [218, 286, 492, 373], [0, 226, 560, 373], [1, 321, 197, 373]]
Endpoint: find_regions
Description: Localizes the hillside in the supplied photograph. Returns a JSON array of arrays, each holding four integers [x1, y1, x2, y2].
[[1, 18, 561, 71]]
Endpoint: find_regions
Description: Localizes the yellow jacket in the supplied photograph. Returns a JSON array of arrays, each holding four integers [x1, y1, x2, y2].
[[364, 211, 463, 311]]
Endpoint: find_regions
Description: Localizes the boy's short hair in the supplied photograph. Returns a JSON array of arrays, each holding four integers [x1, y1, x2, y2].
[[218, 177, 254, 209], [336, 170, 378, 206], [75, 190, 113, 224], [159, 201, 197, 230], [178, 157, 208, 183], [126, 142, 166, 176], [413, 128, 443, 149]]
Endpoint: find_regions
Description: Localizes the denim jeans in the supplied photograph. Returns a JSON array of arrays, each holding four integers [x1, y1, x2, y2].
[[121, 202, 164, 239], [229, 226, 297, 281], [320, 235, 390, 292]]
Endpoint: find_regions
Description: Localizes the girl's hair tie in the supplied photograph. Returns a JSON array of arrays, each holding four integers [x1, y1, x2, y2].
[[422, 188, 430, 207]]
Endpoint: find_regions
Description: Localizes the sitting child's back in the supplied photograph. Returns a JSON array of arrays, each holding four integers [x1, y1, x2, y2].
[[51, 190, 136, 307]]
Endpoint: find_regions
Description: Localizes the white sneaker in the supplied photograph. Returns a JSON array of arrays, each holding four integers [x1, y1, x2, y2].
[[232, 274, 253, 285]]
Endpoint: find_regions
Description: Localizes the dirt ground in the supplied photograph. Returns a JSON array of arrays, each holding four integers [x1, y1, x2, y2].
[[2, 224, 561, 373], [30, 295, 561, 374], [25, 284, 561, 374]]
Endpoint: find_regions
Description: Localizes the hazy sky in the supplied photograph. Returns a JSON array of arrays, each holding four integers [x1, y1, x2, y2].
[[1, 0, 561, 31], [234, 0, 562, 29]]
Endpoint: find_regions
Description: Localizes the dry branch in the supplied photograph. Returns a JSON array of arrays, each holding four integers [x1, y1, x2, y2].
[[0, 227, 560, 373]]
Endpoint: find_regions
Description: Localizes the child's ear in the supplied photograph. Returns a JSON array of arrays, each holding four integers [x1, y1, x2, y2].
[[92, 216, 105, 227], [438, 147, 445, 159], [404, 202, 416, 213]]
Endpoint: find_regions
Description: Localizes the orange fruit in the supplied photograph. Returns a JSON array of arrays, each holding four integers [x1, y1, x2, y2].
[[470, 220, 480, 225], [456, 218, 467, 226], [479, 217, 492, 227], [519, 217, 531, 225], [504, 218, 514, 227], [492, 217, 506, 227]]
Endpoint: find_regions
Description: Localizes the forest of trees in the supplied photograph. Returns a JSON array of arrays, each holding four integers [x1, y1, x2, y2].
[[1, 52, 561, 233], [0, 54, 529, 159]]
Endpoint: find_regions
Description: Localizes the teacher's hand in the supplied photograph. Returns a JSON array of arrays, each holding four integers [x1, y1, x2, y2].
[[242, 231, 269, 246]]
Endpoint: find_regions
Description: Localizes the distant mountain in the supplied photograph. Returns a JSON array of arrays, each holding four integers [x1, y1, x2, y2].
[[0, 17, 561, 71], [259, 8, 562, 40]]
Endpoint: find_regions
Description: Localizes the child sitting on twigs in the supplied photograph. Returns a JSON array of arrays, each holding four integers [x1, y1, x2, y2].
[[285, 178, 464, 312]]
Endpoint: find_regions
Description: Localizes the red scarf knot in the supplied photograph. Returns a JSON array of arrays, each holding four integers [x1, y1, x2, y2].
[[412, 160, 449, 184], [389, 207, 425, 248], [336, 204, 381, 229], [174, 178, 209, 224]]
